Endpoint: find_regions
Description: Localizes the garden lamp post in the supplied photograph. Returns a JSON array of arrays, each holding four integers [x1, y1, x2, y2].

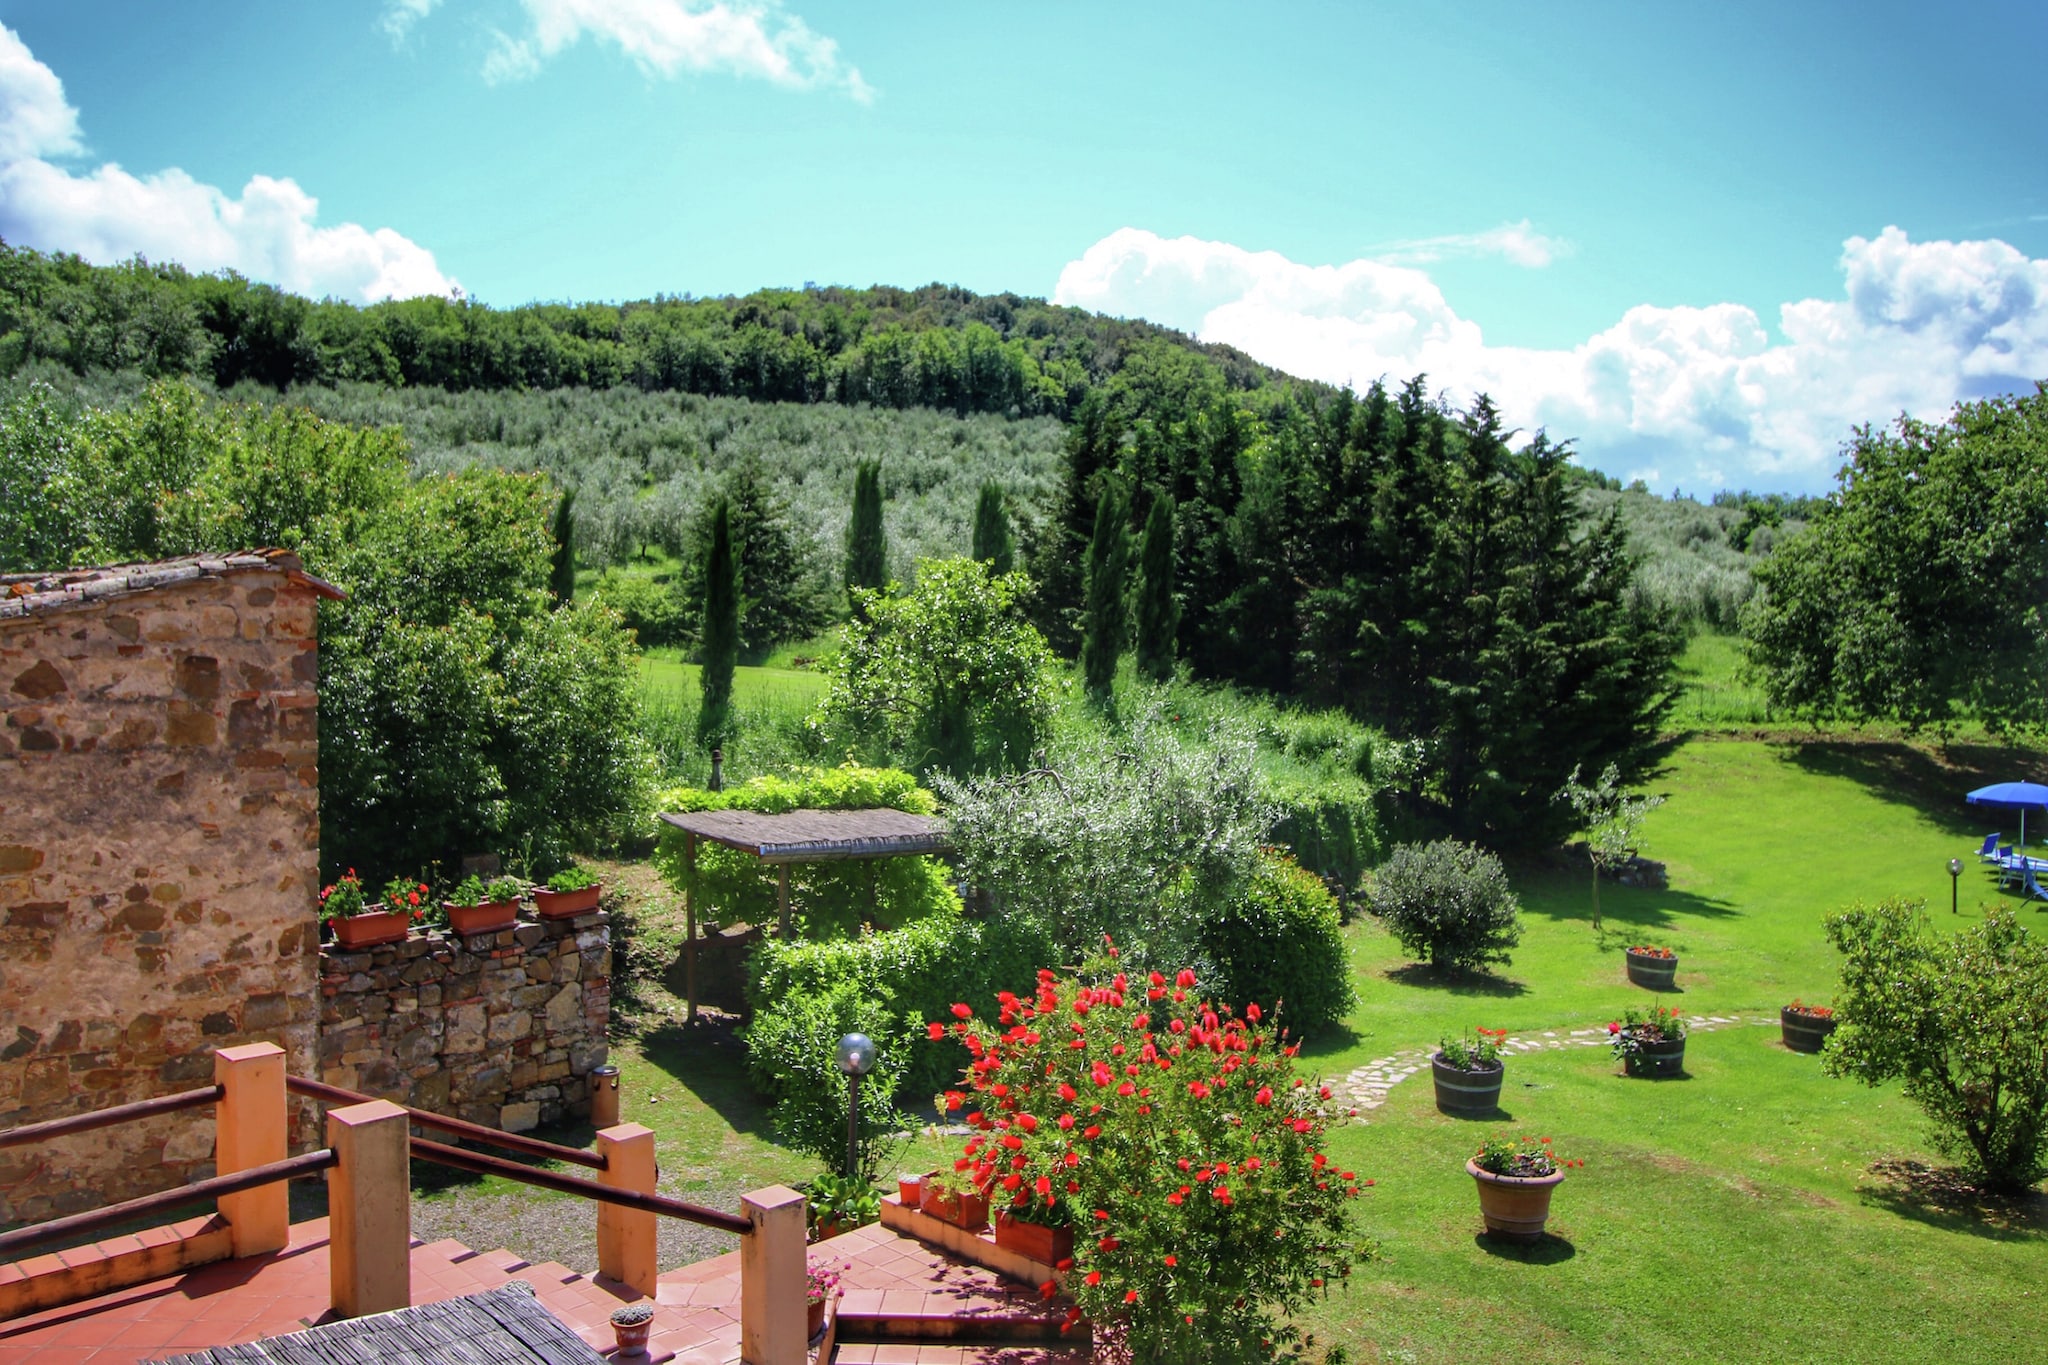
[[835, 1032, 877, 1178], [1949, 857, 1962, 914]]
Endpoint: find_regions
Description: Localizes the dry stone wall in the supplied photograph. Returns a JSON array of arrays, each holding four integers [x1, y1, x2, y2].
[[0, 555, 328, 1225], [317, 911, 610, 1133]]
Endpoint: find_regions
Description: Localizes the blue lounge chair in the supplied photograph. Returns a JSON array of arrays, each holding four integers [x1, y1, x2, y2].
[[1977, 833, 2003, 862], [2024, 864, 2048, 904]]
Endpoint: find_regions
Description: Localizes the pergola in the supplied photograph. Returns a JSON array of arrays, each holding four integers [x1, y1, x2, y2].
[[657, 807, 952, 1021]]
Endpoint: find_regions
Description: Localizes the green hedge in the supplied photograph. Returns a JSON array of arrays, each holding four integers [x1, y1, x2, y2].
[[651, 765, 958, 939], [1201, 850, 1356, 1039]]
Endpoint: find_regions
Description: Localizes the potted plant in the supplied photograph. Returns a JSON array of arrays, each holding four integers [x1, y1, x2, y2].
[[994, 1199, 1076, 1267], [896, 1171, 927, 1206], [805, 1264, 842, 1341], [443, 873, 523, 936], [1623, 943, 1678, 990], [1780, 999, 1837, 1054], [609, 1302, 654, 1355], [1466, 1135, 1581, 1242], [320, 870, 417, 948], [1609, 1003, 1688, 1077], [806, 1173, 880, 1241], [1431, 1027, 1508, 1114], [533, 864, 603, 919], [919, 1167, 990, 1232]]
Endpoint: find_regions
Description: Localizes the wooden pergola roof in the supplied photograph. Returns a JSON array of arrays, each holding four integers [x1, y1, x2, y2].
[[657, 807, 951, 864]]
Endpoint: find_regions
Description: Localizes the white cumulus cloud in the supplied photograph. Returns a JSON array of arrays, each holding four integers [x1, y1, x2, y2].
[[380, 0, 444, 43], [1054, 226, 2048, 493], [1374, 219, 1568, 269], [479, 0, 872, 101], [0, 24, 455, 303]]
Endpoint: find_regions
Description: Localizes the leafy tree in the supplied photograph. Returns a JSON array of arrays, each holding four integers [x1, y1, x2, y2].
[[677, 460, 831, 655], [0, 382, 90, 571], [698, 499, 738, 745], [969, 479, 1014, 575], [1366, 839, 1523, 973], [813, 557, 1054, 778], [1201, 850, 1355, 1038], [1080, 483, 1131, 695], [1031, 391, 1123, 654], [1744, 389, 2048, 738], [549, 487, 576, 605], [843, 459, 888, 609], [1134, 490, 1180, 682], [1825, 900, 2048, 1192], [1555, 762, 1667, 931]]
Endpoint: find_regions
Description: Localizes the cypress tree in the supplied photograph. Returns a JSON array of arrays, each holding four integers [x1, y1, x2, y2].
[[698, 499, 738, 745], [844, 459, 887, 611], [1080, 484, 1131, 696], [548, 488, 576, 605], [970, 480, 1014, 575], [1133, 492, 1179, 682]]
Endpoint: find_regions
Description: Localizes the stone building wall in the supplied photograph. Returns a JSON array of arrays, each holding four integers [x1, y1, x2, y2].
[[317, 912, 610, 1132], [0, 552, 334, 1225]]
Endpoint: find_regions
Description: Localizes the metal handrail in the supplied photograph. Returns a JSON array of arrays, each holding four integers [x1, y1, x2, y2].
[[285, 1074, 606, 1171], [0, 1149, 338, 1260], [0, 1085, 224, 1149], [410, 1137, 752, 1235]]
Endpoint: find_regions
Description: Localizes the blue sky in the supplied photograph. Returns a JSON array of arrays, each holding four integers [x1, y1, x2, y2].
[[3, 0, 2046, 492]]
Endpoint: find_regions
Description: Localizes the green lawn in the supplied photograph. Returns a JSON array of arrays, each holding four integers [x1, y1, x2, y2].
[[1293, 733, 2048, 1363]]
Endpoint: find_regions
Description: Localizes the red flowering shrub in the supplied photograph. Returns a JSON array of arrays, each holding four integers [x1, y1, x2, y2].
[[930, 943, 1375, 1363]]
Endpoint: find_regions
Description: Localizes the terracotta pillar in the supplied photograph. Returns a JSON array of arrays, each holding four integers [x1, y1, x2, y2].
[[214, 1042, 289, 1257], [596, 1123, 658, 1296], [740, 1185, 807, 1365], [327, 1099, 411, 1318]]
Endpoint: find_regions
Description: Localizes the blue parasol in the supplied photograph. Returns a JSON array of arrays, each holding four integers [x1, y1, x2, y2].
[[1967, 781, 2048, 850]]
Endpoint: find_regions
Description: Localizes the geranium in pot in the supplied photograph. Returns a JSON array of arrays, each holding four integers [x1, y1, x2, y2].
[[533, 864, 602, 919], [1780, 999, 1837, 1054], [320, 870, 419, 948], [994, 1193, 1076, 1268], [1609, 1003, 1689, 1077], [1466, 1134, 1581, 1242], [443, 873, 523, 936], [1623, 943, 1679, 989], [805, 1263, 841, 1340], [1431, 1027, 1508, 1114]]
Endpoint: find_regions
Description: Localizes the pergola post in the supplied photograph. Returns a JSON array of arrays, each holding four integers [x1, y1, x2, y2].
[[777, 865, 791, 941], [684, 831, 698, 1025]]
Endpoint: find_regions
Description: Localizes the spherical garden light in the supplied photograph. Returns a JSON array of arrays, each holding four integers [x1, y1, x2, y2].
[[836, 1033, 877, 1178], [1949, 857, 1963, 915]]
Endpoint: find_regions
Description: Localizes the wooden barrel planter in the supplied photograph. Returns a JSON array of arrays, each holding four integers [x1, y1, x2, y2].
[[1780, 1006, 1837, 1054], [1622, 1033, 1686, 1078], [1624, 948, 1679, 990], [1466, 1158, 1564, 1242], [1431, 1054, 1505, 1115]]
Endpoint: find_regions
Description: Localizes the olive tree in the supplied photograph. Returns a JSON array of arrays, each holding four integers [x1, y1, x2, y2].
[[1824, 900, 2048, 1192], [1365, 839, 1523, 973]]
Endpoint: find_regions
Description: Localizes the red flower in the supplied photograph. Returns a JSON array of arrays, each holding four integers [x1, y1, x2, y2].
[[928, 1021, 946, 1040], [1176, 969, 1198, 988], [1058, 1114, 1075, 1131], [952, 1003, 974, 1019], [1124, 1290, 1139, 1304], [1163, 1254, 1177, 1267], [1085, 1270, 1102, 1286], [1254, 1086, 1273, 1106]]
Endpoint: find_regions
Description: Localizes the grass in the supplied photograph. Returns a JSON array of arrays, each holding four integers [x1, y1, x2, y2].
[[634, 647, 831, 785]]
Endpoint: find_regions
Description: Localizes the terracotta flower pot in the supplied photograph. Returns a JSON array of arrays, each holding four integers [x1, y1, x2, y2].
[[898, 1172, 928, 1205], [1430, 1053, 1505, 1115], [1780, 1006, 1837, 1054], [330, 909, 410, 948], [533, 884, 602, 919], [444, 899, 518, 936], [610, 1303, 654, 1354], [1467, 1156, 1565, 1242], [920, 1183, 989, 1232], [994, 1211, 1074, 1266], [807, 1297, 827, 1340], [1625, 948, 1678, 990]]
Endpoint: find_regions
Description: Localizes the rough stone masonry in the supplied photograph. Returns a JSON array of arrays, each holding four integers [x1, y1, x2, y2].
[[0, 552, 335, 1225]]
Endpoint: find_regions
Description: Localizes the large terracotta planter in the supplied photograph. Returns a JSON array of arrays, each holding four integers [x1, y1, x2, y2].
[[533, 884, 602, 919], [1467, 1157, 1564, 1242], [994, 1211, 1074, 1266], [1780, 1006, 1837, 1054], [330, 910, 410, 948], [1624, 949, 1678, 990], [920, 1183, 989, 1232], [1430, 1054, 1505, 1114], [1621, 1033, 1686, 1077], [444, 899, 518, 936]]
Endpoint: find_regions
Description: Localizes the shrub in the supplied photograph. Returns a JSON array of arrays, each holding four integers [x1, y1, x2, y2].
[[740, 975, 908, 1181], [1824, 900, 2048, 1192], [586, 568, 690, 647], [652, 766, 959, 940], [929, 955, 1376, 1363], [1200, 851, 1355, 1039], [1364, 839, 1523, 973]]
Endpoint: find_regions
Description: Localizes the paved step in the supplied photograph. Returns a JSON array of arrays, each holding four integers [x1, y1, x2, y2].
[[834, 1346, 1091, 1364]]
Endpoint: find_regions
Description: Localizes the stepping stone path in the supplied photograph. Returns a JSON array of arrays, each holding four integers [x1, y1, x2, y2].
[[1334, 1013, 1782, 1113]]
